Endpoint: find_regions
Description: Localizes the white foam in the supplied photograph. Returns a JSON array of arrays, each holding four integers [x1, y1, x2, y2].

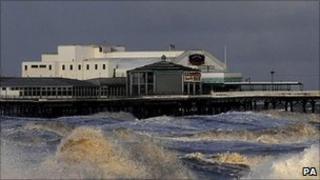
[[247, 144, 320, 179]]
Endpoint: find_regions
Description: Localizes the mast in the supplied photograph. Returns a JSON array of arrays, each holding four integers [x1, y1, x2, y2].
[[224, 45, 228, 71]]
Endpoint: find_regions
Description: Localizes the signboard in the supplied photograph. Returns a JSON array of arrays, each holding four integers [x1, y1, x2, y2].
[[184, 72, 201, 82], [189, 54, 205, 66]]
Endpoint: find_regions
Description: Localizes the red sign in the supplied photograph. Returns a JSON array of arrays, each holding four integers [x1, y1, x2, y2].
[[184, 72, 201, 82]]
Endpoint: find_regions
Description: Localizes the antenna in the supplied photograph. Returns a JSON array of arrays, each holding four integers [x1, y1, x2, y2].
[[224, 45, 228, 71]]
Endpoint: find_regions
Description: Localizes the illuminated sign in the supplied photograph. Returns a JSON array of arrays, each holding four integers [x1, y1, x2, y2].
[[184, 72, 201, 82], [189, 54, 205, 66]]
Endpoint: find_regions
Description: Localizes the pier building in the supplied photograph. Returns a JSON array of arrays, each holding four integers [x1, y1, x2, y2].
[[21, 44, 242, 86], [0, 77, 126, 99], [127, 60, 201, 96]]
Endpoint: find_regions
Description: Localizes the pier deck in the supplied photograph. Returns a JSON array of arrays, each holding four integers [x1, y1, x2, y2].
[[1, 91, 319, 118]]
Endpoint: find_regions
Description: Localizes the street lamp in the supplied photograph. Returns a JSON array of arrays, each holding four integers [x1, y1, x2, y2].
[[270, 70, 275, 91]]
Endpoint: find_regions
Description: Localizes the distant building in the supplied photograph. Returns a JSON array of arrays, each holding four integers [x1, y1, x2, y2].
[[0, 77, 126, 99], [127, 61, 201, 96], [21, 44, 242, 85]]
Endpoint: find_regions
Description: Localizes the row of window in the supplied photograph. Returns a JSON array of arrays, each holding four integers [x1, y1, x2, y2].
[[61, 64, 107, 71], [25, 65, 52, 71], [24, 64, 108, 71]]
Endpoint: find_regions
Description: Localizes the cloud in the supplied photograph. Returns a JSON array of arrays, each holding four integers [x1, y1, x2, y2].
[[1, 1, 318, 89]]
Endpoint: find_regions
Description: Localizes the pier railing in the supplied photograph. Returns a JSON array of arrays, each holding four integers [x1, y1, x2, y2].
[[1, 91, 319, 118]]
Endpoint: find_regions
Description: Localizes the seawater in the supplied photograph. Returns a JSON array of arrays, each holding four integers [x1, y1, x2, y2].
[[1, 110, 319, 179]]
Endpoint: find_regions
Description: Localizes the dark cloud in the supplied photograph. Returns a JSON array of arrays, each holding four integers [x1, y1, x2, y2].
[[1, 1, 319, 89]]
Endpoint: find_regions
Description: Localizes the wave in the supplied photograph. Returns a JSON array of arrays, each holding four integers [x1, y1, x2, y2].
[[259, 110, 320, 123], [183, 151, 270, 167], [172, 122, 319, 144], [181, 152, 254, 178], [76, 111, 137, 121], [24, 121, 74, 137], [247, 143, 320, 179], [1, 127, 193, 179]]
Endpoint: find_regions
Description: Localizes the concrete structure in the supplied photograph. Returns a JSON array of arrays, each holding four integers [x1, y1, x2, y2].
[[127, 61, 201, 96], [22, 44, 242, 83]]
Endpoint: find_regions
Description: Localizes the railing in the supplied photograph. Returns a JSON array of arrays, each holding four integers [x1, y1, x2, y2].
[[1, 90, 319, 101]]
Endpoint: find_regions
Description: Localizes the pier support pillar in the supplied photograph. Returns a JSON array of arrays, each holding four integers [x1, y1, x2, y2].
[[311, 101, 315, 113], [302, 101, 306, 113], [264, 102, 269, 110], [290, 101, 293, 112]]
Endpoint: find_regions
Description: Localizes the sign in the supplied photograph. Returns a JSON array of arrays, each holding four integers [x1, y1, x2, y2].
[[184, 72, 201, 82], [303, 167, 317, 176], [189, 54, 205, 66]]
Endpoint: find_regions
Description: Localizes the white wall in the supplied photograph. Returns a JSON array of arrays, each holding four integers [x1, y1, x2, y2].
[[22, 62, 56, 77], [0, 88, 20, 98], [41, 54, 59, 62]]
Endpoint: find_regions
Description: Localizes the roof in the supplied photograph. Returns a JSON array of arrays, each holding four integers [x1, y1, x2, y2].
[[0, 77, 96, 87], [224, 81, 302, 85], [103, 51, 185, 59], [128, 61, 199, 72], [86, 77, 126, 86]]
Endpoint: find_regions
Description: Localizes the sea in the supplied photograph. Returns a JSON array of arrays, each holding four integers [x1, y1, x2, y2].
[[1, 110, 319, 179]]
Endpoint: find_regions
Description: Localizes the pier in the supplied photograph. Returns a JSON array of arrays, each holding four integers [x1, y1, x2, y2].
[[1, 91, 319, 119]]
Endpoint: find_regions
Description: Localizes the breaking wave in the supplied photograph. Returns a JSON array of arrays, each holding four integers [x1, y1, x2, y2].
[[248, 143, 320, 179], [1, 127, 193, 179], [183, 151, 270, 167], [181, 122, 319, 144], [24, 121, 74, 137]]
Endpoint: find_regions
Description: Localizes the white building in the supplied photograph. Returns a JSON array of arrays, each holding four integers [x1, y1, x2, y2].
[[22, 44, 242, 82]]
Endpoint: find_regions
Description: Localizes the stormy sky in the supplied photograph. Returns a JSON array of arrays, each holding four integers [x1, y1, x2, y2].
[[1, 1, 319, 89]]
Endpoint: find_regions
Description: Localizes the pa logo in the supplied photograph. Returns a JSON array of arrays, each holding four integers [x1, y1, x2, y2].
[[303, 167, 317, 176]]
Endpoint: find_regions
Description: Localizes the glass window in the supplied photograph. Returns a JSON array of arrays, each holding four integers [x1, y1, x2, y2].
[[70, 65, 73, 70], [78, 64, 81, 70], [24, 65, 28, 71], [49, 65, 52, 70], [62, 65, 65, 70], [86, 64, 89, 70], [103, 64, 106, 70], [31, 65, 38, 68], [95, 64, 98, 70], [147, 72, 153, 83]]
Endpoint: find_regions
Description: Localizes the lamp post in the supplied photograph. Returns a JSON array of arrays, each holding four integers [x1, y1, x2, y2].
[[270, 70, 275, 91]]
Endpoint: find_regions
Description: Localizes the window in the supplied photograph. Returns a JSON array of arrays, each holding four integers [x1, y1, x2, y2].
[[103, 64, 106, 70], [70, 65, 73, 70], [2, 87, 6, 91], [31, 65, 38, 68], [39, 65, 46, 68], [99, 47, 103, 52], [86, 64, 89, 70], [78, 64, 81, 70], [49, 65, 52, 70], [62, 65, 65, 70], [24, 65, 28, 71], [95, 64, 98, 70]]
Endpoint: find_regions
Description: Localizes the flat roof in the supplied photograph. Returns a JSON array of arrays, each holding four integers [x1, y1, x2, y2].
[[224, 81, 302, 85], [0, 77, 96, 87], [86, 77, 126, 86]]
